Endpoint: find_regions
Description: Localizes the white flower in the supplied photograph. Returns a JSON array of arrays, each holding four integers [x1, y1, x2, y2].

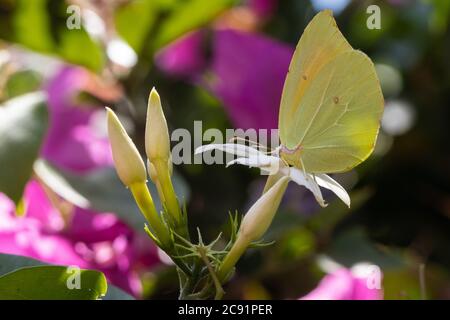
[[195, 143, 350, 208]]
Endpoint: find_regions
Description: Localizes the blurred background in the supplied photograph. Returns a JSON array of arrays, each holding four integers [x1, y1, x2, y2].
[[0, 0, 449, 299]]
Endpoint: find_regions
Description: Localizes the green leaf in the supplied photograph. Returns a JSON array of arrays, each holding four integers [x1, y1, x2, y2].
[[115, 0, 158, 53], [4, 70, 43, 99], [57, 28, 104, 71], [0, 92, 48, 203], [13, 0, 54, 52], [0, 0, 103, 71], [0, 253, 134, 300], [34, 160, 190, 231], [153, 0, 235, 49], [0, 266, 107, 300]]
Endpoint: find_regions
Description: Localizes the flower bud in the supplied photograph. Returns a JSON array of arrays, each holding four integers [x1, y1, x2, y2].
[[106, 107, 146, 187], [144, 88, 182, 225], [239, 176, 289, 242], [147, 159, 158, 183], [217, 177, 290, 283], [145, 87, 170, 163], [147, 159, 165, 203]]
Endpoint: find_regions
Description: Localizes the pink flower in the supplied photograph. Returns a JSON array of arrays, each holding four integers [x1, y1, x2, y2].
[[155, 31, 208, 79], [0, 187, 88, 268], [248, 0, 278, 18], [156, 29, 293, 131], [0, 179, 158, 296], [300, 265, 383, 300], [0, 66, 160, 297], [42, 66, 113, 172], [210, 30, 293, 130]]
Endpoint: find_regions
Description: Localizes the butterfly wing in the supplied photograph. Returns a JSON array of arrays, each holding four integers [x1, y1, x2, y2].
[[288, 50, 384, 173], [278, 10, 383, 173], [278, 10, 353, 146]]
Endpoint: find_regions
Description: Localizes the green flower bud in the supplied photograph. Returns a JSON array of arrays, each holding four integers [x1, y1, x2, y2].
[[145, 87, 170, 163], [106, 107, 146, 187], [144, 88, 182, 226]]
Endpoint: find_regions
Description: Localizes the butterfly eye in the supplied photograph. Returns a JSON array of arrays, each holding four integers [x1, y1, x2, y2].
[[302, 74, 308, 80]]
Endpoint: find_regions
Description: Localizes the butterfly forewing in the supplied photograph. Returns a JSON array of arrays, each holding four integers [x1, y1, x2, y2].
[[278, 10, 384, 173], [278, 10, 353, 147]]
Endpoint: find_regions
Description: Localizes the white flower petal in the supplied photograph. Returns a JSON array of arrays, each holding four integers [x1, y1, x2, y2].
[[227, 156, 264, 168], [195, 143, 351, 208], [315, 174, 351, 207], [227, 154, 281, 175], [195, 143, 261, 158], [288, 168, 327, 207]]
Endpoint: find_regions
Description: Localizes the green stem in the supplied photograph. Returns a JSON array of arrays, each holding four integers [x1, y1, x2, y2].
[[198, 248, 224, 300], [130, 182, 171, 249], [153, 159, 182, 225], [217, 235, 250, 283], [178, 261, 200, 299]]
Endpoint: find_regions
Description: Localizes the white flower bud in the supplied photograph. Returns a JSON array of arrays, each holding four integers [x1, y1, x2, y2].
[[239, 177, 289, 242], [145, 87, 170, 163], [106, 107, 146, 187]]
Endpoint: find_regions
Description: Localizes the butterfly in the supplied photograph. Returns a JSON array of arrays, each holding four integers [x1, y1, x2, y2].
[[278, 9, 384, 174], [196, 10, 384, 207]]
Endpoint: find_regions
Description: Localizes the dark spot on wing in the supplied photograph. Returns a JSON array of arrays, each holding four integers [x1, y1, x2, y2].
[[302, 75, 307, 80], [333, 96, 339, 104]]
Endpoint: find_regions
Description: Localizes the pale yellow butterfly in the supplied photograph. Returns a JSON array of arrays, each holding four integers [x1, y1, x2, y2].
[[278, 10, 384, 173]]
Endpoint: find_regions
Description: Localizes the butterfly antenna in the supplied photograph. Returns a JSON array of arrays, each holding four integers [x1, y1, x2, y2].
[[229, 136, 273, 154]]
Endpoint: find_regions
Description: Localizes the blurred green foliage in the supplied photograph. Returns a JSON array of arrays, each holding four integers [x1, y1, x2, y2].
[[0, 93, 47, 204], [0, 0, 449, 299], [0, 265, 107, 299], [0, 253, 134, 299]]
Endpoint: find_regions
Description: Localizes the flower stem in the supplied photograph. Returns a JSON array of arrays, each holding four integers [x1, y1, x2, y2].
[[198, 247, 224, 300], [153, 160, 181, 222], [130, 182, 171, 249], [153, 159, 188, 241], [217, 235, 250, 283]]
